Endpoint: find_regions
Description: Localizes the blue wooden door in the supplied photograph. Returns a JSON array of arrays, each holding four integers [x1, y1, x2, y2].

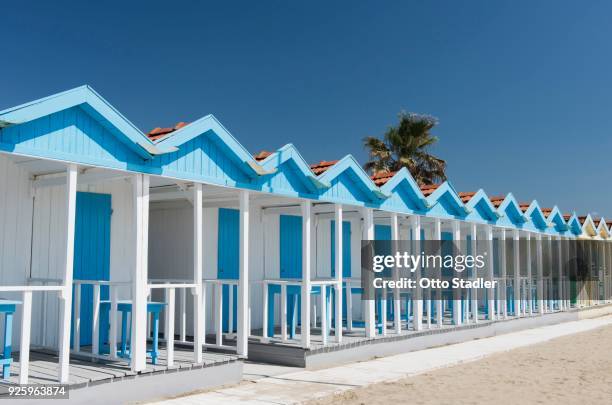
[[218, 208, 239, 332], [71, 192, 111, 347], [280, 215, 302, 279], [331, 221, 351, 278]]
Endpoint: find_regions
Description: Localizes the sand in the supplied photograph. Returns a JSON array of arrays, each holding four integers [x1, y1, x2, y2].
[[307, 324, 612, 405]]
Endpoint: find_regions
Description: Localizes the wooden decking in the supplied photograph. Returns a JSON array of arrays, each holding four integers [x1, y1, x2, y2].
[[0, 345, 238, 392]]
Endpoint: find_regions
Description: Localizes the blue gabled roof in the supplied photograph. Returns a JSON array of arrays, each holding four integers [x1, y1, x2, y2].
[[425, 181, 470, 219], [565, 213, 582, 236], [463, 189, 501, 224], [256, 144, 327, 195], [523, 200, 550, 231], [317, 155, 388, 202], [546, 206, 569, 233], [377, 168, 429, 213], [0, 85, 157, 159], [155, 114, 268, 178], [495, 193, 529, 227]]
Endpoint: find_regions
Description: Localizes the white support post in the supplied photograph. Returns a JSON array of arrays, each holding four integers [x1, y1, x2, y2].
[[110, 287, 118, 359], [179, 289, 187, 342], [193, 183, 203, 362], [19, 291, 32, 385], [301, 201, 312, 348], [167, 288, 175, 367], [486, 225, 495, 320], [526, 233, 533, 315], [412, 216, 423, 331], [471, 223, 479, 323], [130, 174, 150, 372], [363, 207, 376, 337], [391, 213, 401, 334], [215, 284, 223, 346], [536, 233, 544, 314], [92, 284, 101, 355], [499, 229, 507, 319], [73, 284, 81, 352], [280, 284, 288, 342], [334, 204, 343, 342], [237, 190, 250, 356], [557, 236, 563, 311], [58, 164, 77, 382], [433, 218, 443, 327], [513, 230, 521, 316], [321, 286, 328, 345], [262, 282, 269, 341], [452, 220, 462, 326]]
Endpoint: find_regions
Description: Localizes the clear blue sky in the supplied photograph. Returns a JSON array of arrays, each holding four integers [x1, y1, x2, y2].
[[2, 1, 611, 217]]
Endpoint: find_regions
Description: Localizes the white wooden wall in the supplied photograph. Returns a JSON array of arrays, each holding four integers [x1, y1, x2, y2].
[[0, 154, 135, 349]]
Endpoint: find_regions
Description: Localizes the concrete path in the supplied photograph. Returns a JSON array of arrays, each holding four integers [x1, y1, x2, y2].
[[150, 315, 612, 404]]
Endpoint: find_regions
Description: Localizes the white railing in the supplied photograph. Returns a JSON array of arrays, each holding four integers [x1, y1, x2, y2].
[[147, 280, 197, 366], [0, 283, 64, 384], [71, 280, 131, 361], [148, 278, 240, 354], [202, 278, 239, 351], [260, 278, 339, 346]]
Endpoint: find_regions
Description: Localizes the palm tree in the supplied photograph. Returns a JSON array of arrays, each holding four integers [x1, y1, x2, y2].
[[363, 111, 447, 185]]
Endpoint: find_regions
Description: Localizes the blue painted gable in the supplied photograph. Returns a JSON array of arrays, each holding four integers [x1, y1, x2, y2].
[[0, 105, 148, 171]]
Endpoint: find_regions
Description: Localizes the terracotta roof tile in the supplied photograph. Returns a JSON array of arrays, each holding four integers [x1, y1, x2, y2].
[[519, 202, 531, 213], [370, 171, 396, 187], [488, 195, 505, 208], [419, 183, 441, 197], [541, 207, 553, 218], [458, 191, 476, 203], [310, 160, 338, 176], [147, 122, 189, 141], [253, 150, 273, 162]]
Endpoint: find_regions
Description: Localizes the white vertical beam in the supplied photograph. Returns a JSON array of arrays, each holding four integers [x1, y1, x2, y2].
[[557, 236, 563, 311], [58, 164, 77, 382], [363, 207, 376, 337], [452, 220, 461, 325], [412, 216, 423, 331], [167, 288, 175, 367], [391, 213, 401, 334], [237, 190, 250, 356], [471, 223, 479, 323], [513, 230, 521, 316], [92, 284, 101, 355], [526, 233, 533, 315], [433, 218, 443, 327], [109, 287, 118, 359], [192, 183, 203, 363], [486, 225, 495, 320], [19, 291, 32, 384], [334, 204, 343, 343], [130, 174, 149, 372], [536, 233, 544, 314], [301, 201, 312, 348], [73, 284, 81, 352], [499, 228, 507, 319]]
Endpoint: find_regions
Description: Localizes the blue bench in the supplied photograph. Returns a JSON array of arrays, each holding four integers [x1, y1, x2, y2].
[[100, 300, 166, 365], [0, 299, 21, 380]]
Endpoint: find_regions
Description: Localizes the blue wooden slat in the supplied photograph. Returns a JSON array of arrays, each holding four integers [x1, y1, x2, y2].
[[217, 208, 239, 332], [70, 192, 111, 347]]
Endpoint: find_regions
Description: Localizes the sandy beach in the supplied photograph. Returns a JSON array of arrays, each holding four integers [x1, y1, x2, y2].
[[307, 324, 612, 405]]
